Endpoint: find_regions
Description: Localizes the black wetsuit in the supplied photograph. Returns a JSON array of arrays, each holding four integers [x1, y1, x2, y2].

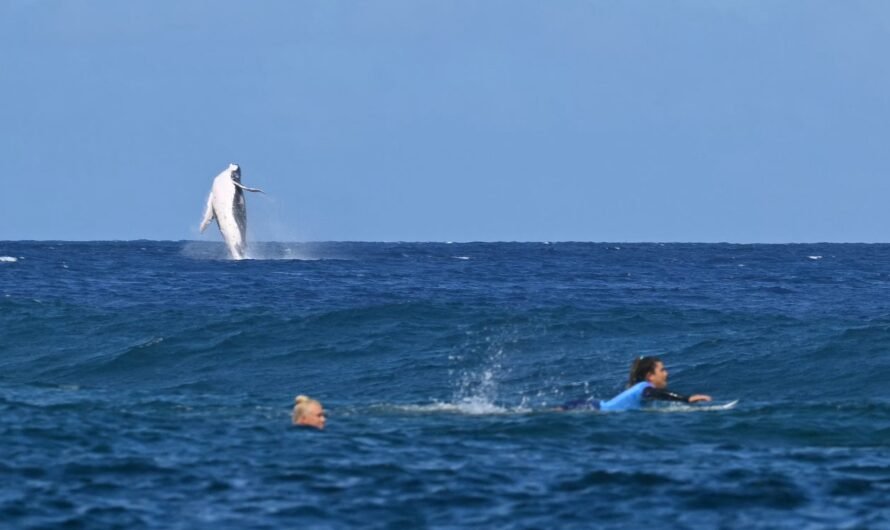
[[643, 386, 690, 403]]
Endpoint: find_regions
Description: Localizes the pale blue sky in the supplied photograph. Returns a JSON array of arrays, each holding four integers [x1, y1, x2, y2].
[[3, 1, 889, 242]]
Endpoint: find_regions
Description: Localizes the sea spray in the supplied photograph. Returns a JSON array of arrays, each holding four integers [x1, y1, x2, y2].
[[445, 325, 528, 414]]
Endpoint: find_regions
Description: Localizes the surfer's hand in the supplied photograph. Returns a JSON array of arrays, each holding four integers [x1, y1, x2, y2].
[[688, 394, 712, 403]]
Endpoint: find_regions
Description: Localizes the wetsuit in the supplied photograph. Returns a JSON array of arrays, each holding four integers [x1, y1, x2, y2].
[[562, 382, 692, 412]]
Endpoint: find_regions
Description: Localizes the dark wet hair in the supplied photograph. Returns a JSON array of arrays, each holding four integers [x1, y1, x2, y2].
[[628, 356, 662, 387]]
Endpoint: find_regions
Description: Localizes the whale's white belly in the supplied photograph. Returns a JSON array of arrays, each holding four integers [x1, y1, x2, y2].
[[209, 174, 247, 259]]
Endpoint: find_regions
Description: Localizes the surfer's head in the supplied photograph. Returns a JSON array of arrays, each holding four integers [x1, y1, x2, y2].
[[292, 395, 326, 430], [628, 356, 668, 388]]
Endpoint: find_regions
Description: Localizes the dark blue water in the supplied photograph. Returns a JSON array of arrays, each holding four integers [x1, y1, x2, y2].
[[2, 241, 889, 529]]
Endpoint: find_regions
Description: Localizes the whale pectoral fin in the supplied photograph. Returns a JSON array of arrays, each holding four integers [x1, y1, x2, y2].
[[199, 193, 215, 232], [233, 181, 265, 193]]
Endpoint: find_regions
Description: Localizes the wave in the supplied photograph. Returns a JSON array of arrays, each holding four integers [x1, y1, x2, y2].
[[0, 256, 17, 263], [4, 298, 885, 405]]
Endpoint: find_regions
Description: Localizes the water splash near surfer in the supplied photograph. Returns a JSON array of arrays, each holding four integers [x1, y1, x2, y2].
[[199, 163, 264, 260]]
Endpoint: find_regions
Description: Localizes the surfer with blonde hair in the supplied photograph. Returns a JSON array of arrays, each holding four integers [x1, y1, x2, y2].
[[292, 395, 326, 429]]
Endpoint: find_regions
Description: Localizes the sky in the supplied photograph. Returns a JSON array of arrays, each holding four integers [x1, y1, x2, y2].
[[2, 1, 890, 243]]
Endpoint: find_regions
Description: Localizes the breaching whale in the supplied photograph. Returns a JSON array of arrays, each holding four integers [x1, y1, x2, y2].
[[199, 163, 264, 259]]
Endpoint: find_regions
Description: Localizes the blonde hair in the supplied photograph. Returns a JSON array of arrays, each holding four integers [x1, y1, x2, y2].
[[292, 395, 320, 423]]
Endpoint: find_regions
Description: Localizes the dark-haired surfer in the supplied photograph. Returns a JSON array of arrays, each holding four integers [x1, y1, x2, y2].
[[562, 356, 711, 411]]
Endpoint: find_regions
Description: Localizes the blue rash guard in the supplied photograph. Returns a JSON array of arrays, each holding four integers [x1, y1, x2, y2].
[[562, 382, 691, 412], [599, 381, 652, 411]]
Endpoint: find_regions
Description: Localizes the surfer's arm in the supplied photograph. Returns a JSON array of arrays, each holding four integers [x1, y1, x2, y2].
[[199, 194, 214, 232], [643, 387, 711, 403]]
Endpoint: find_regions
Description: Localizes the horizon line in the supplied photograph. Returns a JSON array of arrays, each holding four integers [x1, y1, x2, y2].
[[2, 239, 888, 245]]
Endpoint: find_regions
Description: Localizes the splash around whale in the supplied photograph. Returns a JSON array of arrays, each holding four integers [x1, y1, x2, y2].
[[199, 163, 264, 260]]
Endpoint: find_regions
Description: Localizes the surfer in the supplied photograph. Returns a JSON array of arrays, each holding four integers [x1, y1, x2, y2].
[[292, 395, 326, 429], [561, 356, 711, 411]]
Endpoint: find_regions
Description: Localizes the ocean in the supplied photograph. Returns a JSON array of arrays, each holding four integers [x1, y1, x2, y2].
[[1, 241, 889, 529]]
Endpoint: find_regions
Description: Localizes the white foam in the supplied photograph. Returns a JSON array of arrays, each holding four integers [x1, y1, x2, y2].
[[453, 256, 470, 260], [807, 256, 823, 260], [181, 242, 321, 261], [0, 256, 17, 263], [386, 398, 527, 416], [137, 337, 164, 348], [251, 245, 321, 261]]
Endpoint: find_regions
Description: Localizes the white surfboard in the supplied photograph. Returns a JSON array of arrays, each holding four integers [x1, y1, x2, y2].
[[694, 399, 738, 411], [648, 399, 739, 412]]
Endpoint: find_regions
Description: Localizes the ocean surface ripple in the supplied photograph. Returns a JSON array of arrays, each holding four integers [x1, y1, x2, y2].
[[2, 241, 889, 528]]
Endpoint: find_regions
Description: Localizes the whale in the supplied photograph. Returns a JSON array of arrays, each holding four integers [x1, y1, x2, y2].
[[199, 163, 264, 259]]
